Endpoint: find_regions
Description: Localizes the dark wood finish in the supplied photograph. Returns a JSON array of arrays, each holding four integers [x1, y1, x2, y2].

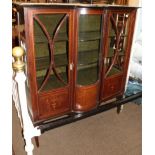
[[75, 82, 99, 111], [23, 8, 74, 122], [101, 74, 123, 100], [38, 87, 70, 120], [14, 3, 137, 124], [34, 136, 39, 147], [115, 0, 128, 5]]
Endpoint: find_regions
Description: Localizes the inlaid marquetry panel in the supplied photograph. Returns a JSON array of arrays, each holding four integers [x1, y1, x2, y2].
[[75, 82, 99, 111], [38, 88, 70, 119], [101, 74, 123, 100]]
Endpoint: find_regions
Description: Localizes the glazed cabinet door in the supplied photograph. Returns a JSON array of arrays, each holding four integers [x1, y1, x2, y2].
[[25, 8, 74, 122], [74, 8, 104, 112], [100, 9, 136, 101]]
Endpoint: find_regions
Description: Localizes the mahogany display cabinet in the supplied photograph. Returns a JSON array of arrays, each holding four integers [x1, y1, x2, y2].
[[13, 2, 140, 131]]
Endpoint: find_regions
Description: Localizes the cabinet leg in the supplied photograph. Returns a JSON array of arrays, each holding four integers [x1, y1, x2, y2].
[[117, 104, 124, 114], [116, 95, 124, 114], [34, 136, 39, 148], [116, 95, 123, 100]]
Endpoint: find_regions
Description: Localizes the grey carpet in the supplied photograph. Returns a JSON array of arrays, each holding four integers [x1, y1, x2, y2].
[[12, 103, 141, 155]]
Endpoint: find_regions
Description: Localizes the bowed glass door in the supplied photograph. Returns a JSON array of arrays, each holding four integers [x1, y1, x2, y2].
[[75, 9, 103, 111]]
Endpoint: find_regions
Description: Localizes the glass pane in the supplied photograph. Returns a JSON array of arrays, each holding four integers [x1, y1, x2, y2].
[[36, 66, 67, 91], [34, 14, 69, 91], [105, 13, 129, 77], [77, 14, 102, 86]]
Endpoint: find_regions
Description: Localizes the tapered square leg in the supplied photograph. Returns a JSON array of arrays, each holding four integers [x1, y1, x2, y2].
[[34, 136, 39, 148]]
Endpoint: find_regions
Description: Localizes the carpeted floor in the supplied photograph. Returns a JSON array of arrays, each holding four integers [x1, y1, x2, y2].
[[12, 103, 142, 155]]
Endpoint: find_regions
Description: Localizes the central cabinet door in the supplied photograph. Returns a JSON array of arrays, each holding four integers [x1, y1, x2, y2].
[[74, 9, 103, 112], [31, 9, 74, 121]]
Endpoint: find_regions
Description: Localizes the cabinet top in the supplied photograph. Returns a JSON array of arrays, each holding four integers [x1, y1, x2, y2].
[[13, 2, 139, 9]]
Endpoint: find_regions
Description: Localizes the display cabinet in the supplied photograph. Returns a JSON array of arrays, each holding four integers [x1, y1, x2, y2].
[[13, 2, 137, 125]]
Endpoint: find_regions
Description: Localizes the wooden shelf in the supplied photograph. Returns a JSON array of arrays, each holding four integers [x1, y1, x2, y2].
[[107, 48, 125, 57], [108, 34, 128, 38], [36, 53, 68, 71], [79, 31, 101, 42], [78, 49, 99, 66], [34, 33, 68, 43]]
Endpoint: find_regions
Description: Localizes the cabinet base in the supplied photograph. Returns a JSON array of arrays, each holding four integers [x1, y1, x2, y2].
[[37, 92, 142, 134]]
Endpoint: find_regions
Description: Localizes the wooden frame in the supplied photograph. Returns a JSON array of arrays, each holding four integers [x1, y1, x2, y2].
[[14, 3, 138, 125]]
